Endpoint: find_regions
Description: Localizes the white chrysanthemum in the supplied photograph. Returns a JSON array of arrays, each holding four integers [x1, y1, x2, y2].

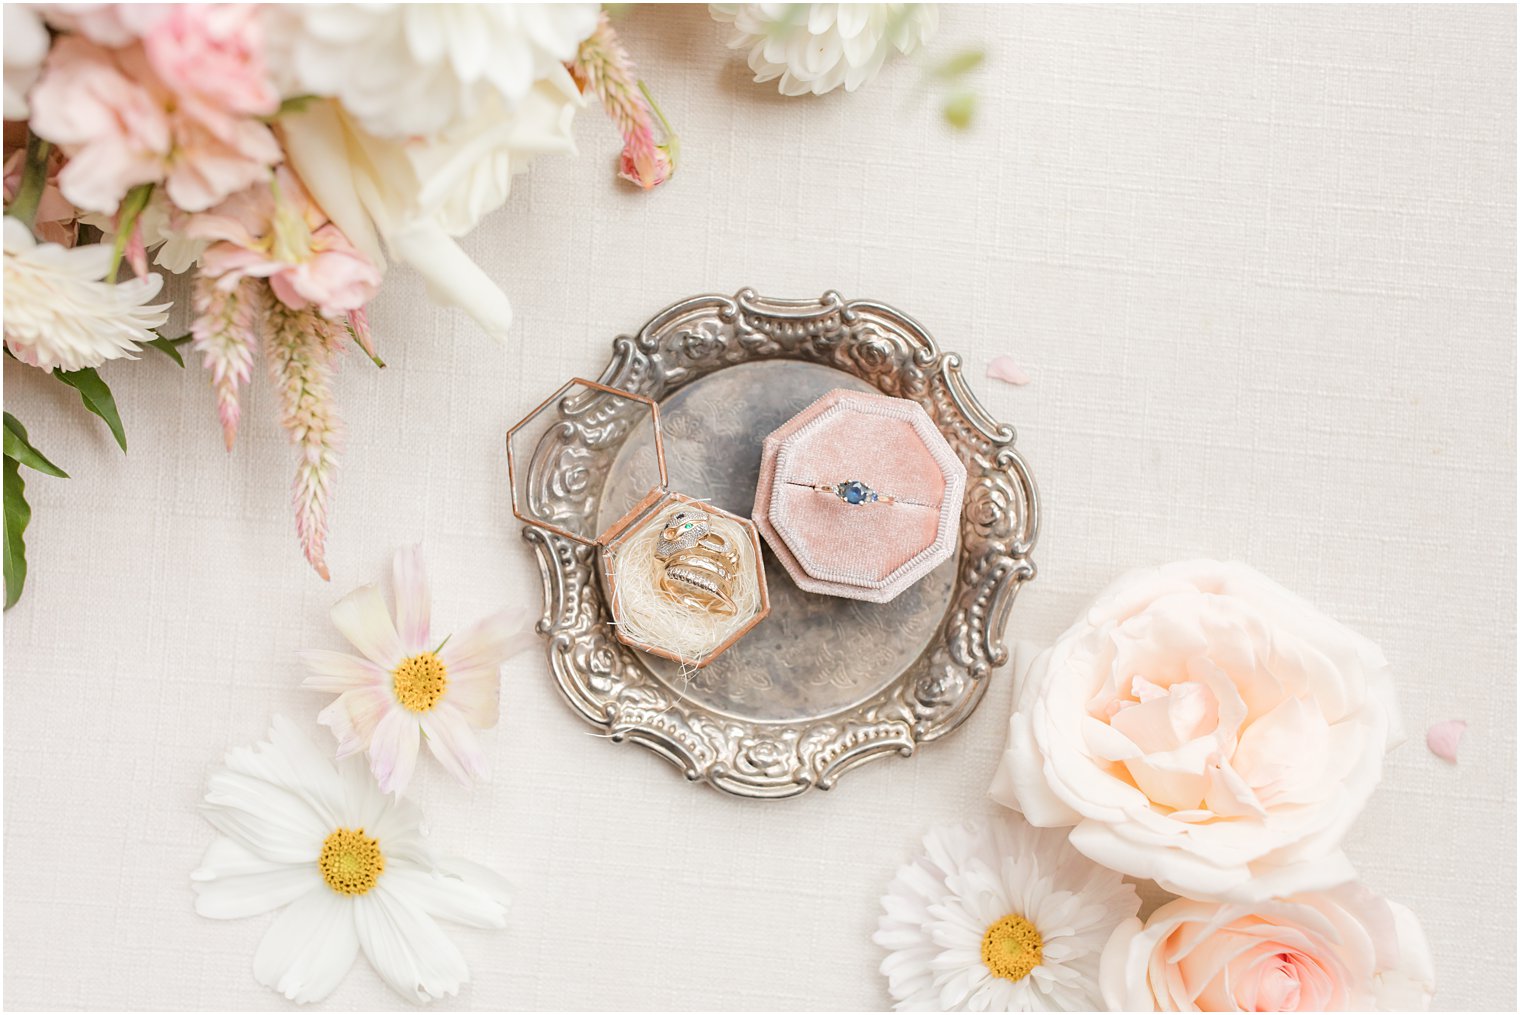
[[2, 217, 170, 372], [874, 814, 1140, 1011], [264, 2, 599, 137], [710, 3, 937, 96], [3, 4, 48, 119], [193, 716, 512, 1004]]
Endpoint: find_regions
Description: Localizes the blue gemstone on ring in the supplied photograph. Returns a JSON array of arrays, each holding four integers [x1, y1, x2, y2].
[[837, 480, 877, 505]]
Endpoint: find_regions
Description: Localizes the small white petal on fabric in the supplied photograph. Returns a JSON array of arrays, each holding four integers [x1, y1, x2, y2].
[[252, 887, 358, 1004]]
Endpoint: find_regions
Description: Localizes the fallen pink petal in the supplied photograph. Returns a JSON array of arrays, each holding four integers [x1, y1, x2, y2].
[[1426, 719, 1467, 763], [987, 355, 1030, 386]]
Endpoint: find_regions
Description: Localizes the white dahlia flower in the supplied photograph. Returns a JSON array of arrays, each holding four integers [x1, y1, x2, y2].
[[3, 217, 170, 372], [710, 3, 938, 96], [264, 2, 600, 137]]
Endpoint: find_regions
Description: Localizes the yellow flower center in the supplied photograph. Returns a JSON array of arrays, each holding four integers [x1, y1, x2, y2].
[[981, 913, 1043, 982], [391, 652, 447, 712], [318, 828, 384, 896]]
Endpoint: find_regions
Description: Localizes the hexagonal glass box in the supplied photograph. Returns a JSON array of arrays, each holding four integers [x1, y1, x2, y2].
[[507, 378, 769, 669]]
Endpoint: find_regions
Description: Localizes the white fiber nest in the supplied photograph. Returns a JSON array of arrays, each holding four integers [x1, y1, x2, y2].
[[603, 507, 763, 666]]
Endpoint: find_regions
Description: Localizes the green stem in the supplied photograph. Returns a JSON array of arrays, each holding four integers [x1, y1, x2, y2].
[[8, 134, 52, 230], [638, 80, 676, 139], [106, 183, 154, 282]]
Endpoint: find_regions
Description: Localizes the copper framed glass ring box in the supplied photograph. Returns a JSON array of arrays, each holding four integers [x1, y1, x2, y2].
[[506, 378, 769, 669]]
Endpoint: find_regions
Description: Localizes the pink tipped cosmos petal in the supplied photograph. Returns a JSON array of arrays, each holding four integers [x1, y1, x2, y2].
[[302, 547, 534, 796], [1425, 719, 1467, 763], [987, 355, 1030, 386]]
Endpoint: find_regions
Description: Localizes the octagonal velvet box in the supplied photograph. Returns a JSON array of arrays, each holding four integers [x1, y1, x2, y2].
[[752, 388, 967, 603]]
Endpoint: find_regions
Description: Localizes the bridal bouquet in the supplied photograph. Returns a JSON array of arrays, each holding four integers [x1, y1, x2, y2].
[[1, 3, 693, 604], [1, 3, 954, 607]]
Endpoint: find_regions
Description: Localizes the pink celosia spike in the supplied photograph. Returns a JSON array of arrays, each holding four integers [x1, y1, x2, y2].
[[346, 306, 383, 366], [264, 290, 344, 581], [573, 12, 677, 190], [191, 272, 263, 451]]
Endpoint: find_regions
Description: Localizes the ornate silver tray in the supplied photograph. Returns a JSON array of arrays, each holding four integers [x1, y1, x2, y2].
[[520, 290, 1038, 799]]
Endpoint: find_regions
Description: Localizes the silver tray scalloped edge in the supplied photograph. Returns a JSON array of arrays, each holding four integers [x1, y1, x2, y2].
[[520, 290, 1039, 799]]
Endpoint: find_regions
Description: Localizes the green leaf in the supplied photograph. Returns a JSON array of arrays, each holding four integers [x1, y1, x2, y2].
[[273, 94, 320, 118], [943, 92, 976, 131], [2, 413, 68, 478], [4, 456, 30, 610], [52, 367, 127, 452], [932, 49, 986, 80], [107, 183, 154, 281], [144, 333, 189, 367]]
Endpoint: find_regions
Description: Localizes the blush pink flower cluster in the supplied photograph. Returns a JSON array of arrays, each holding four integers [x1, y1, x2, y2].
[[27, 6, 280, 215], [188, 165, 380, 319]]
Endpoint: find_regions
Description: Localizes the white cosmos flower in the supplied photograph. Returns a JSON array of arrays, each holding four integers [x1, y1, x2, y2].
[[710, 3, 938, 96], [2, 217, 170, 372], [302, 545, 536, 798], [3, 4, 49, 119], [278, 67, 582, 341], [874, 814, 1140, 1011], [193, 716, 512, 1004], [264, 2, 599, 138]]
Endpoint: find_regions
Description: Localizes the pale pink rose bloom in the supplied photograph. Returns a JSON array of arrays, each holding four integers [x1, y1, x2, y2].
[[28, 37, 279, 215], [141, 4, 279, 120], [991, 560, 1403, 903], [300, 545, 536, 797], [188, 166, 381, 317], [1099, 884, 1435, 1011]]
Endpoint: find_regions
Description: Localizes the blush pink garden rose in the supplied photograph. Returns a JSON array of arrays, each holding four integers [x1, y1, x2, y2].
[[27, 35, 280, 214], [1099, 884, 1435, 1011], [188, 165, 380, 317], [991, 560, 1403, 903], [140, 4, 279, 120]]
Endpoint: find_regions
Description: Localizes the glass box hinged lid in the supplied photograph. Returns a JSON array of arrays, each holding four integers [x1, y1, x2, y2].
[[506, 378, 770, 669]]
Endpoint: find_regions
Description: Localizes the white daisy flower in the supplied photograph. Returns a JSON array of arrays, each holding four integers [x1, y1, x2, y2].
[[302, 544, 536, 797], [2, 217, 170, 372], [710, 3, 938, 96], [874, 814, 1140, 1011], [193, 716, 511, 1003], [264, 2, 600, 138]]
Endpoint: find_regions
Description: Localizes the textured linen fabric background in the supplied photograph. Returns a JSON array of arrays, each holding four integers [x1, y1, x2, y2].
[[3, 4, 1515, 1011]]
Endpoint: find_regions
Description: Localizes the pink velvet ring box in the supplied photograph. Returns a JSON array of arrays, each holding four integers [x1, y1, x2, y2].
[[752, 388, 967, 603]]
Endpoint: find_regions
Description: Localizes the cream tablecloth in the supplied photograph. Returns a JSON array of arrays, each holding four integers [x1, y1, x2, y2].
[[3, 5, 1514, 1011]]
